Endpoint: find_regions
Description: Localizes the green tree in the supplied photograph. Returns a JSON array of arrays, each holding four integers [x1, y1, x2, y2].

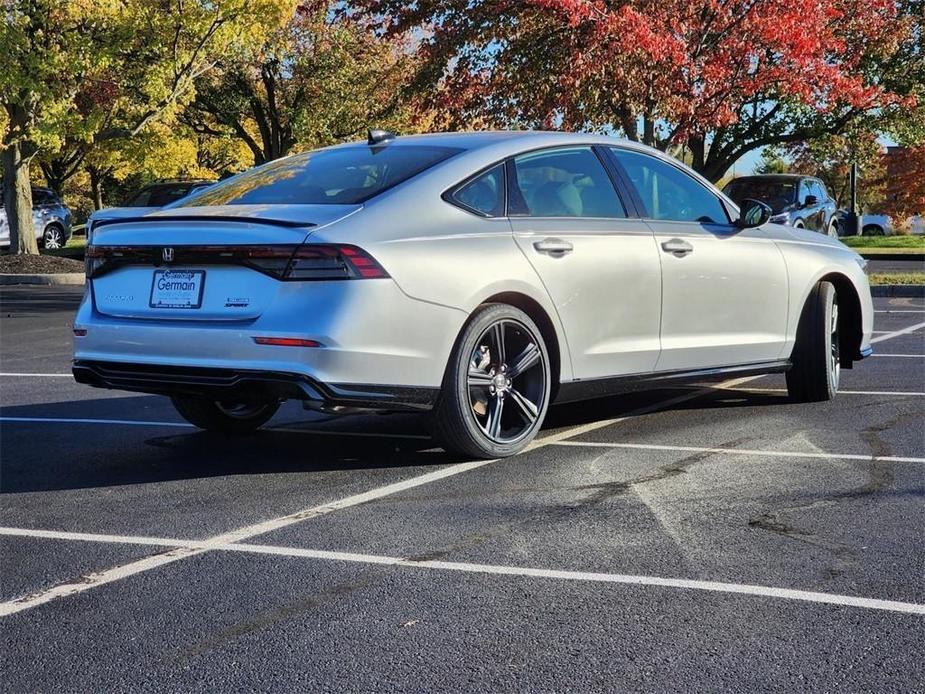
[[755, 149, 791, 175], [187, 1, 424, 166], [2, 0, 294, 254]]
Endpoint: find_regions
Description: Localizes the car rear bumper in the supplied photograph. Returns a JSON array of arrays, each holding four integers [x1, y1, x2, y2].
[[74, 277, 467, 391], [72, 359, 439, 413]]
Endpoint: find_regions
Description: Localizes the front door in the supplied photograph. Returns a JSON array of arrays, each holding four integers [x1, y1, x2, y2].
[[508, 146, 662, 379], [609, 147, 789, 371]]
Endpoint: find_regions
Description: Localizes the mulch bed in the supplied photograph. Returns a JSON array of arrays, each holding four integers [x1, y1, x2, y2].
[[0, 254, 85, 274]]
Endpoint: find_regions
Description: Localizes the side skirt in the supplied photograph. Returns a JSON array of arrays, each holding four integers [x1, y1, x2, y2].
[[553, 360, 792, 405]]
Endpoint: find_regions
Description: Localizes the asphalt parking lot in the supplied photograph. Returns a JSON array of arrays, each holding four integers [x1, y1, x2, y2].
[[1, 285, 923, 691]]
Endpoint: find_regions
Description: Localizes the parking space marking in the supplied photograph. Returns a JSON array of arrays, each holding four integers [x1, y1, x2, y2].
[[0, 373, 72, 377], [0, 459, 497, 617], [871, 354, 925, 358], [0, 416, 192, 428], [1, 527, 922, 616], [0, 379, 755, 616], [870, 320, 925, 343], [551, 440, 925, 464]]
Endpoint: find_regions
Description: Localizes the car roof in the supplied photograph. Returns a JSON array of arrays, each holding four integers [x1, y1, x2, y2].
[[729, 174, 811, 181], [329, 130, 661, 153]]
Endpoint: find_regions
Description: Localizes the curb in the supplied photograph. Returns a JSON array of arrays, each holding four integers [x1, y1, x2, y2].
[[870, 284, 925, 298], [0, 273, 85, 286], [860, 252, 925, 262]]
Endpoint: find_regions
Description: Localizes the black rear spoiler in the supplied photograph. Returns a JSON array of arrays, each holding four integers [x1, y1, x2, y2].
[[92, 215, 316, 230]]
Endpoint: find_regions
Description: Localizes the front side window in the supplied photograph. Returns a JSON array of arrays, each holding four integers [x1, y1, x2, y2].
[[449, 164, 504, 216], [176, 145, 462, 207], [510, 147, 626, 218], [612, 149, 728, 224]]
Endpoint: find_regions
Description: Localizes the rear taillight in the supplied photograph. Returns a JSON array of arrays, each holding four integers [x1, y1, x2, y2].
[[286, 244, 389, 280], [85, 244, 389, 281]]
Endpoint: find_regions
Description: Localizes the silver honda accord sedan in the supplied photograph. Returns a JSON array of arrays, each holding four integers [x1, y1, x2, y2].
[[73, 130, 874, 458]]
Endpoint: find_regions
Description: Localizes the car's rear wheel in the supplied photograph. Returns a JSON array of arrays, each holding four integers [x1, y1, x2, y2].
[[433, 304, 550, 459], [171, 397, 280, 434], [862, 224, 884, 236], [786, 281, 839, 402], [42, 224, 64, 249], [827, 219, 840, 237]]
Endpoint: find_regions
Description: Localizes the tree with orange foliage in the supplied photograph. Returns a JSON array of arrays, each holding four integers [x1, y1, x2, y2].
[[352, 0, 921, 182]]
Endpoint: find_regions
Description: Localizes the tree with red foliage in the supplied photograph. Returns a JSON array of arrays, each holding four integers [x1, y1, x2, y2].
[[880, 145, 925, 218], [352, 0, 920, 181]]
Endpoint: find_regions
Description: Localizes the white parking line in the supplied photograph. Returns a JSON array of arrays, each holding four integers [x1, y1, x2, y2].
[[551, 440, 925, 464], [870, 320, 925, 343], [0, 416, 192, 428], [871, 354, 925, 358], [0, 372, 72, 377], [1, 527, 921, 616], [0, 380, 747, 616]]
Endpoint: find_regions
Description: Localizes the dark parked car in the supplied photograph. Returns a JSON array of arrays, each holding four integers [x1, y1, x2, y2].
[[123, 180, 214, 207], [0, 187, 73, 249], [723, 174, 839, 237], [86, 180, 215, 240]]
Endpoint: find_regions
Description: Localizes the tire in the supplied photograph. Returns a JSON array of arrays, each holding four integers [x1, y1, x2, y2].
[[862, 224, 884, 236], [794, 220, 805, 229], [786, 281, 840, 403], [827, 219, 840, 238], [433, 303, 551, 459], [42, 224, 64, 249], [171, 397, 280, 434]]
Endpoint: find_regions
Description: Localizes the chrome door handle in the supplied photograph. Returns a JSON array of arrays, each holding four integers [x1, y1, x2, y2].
[[661, 238, 694, 256], [533, 238, 573, 255]]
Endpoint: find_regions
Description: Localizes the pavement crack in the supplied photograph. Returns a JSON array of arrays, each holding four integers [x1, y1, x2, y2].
[[174, 569, 387, 662]]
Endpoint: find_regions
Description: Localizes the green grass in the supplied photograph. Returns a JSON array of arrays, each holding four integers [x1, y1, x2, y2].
[[42, 235, 86, 259], [868, 272, 925, 286], [842, 235, 925, 250]]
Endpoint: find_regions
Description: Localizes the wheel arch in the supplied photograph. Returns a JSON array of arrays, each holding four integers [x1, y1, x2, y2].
[[816, 272, 863, 366], [481, 291, 563, 400]]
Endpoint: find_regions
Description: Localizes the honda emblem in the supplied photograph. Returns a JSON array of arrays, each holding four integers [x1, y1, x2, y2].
[[162, 247, 174, 263]]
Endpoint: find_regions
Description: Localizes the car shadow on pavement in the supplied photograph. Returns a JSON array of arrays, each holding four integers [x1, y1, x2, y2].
[[1, 387, 788, 494]]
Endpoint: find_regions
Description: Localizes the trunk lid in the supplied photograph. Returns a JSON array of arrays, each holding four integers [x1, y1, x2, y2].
[[89, 204, 359, 320]]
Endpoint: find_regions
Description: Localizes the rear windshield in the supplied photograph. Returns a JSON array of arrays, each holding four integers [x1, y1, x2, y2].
[[723, 179, 798, 213], [175, 145, 462, 207]]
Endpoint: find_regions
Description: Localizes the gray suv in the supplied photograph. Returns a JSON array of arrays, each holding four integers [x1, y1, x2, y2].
[[723, 174, 839, 236], [0, 187, 73, 249]]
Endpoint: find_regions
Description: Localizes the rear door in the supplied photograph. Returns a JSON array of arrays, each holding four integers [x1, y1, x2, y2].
[[608, 147, 789, 371], [508, 146, 662, 379]]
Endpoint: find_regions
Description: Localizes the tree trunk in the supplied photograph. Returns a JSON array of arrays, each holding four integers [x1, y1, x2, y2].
[[1, 140, 39, 255], [88, 166, 104, 210]]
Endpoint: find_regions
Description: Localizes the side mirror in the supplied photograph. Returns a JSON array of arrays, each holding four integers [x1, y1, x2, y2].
[[803, 194, 818, 207], [736, 198, 772, 228]]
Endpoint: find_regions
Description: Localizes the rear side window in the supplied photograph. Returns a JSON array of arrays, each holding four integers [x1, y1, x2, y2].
[[448, 165, 505, 216], [611, 148, 728, 224], [177, 145, 462, 207], [510, 147, 626, 218]]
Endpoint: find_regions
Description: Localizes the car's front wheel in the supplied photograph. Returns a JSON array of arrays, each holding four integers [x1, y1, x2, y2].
[[433, 304, 550, 459], [786, 281, 839, 402], [171, 397, 280, 434], [42, 224, 65, 249]]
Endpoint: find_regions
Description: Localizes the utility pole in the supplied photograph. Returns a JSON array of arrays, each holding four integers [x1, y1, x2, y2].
[[846, 162, 860, 236]]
